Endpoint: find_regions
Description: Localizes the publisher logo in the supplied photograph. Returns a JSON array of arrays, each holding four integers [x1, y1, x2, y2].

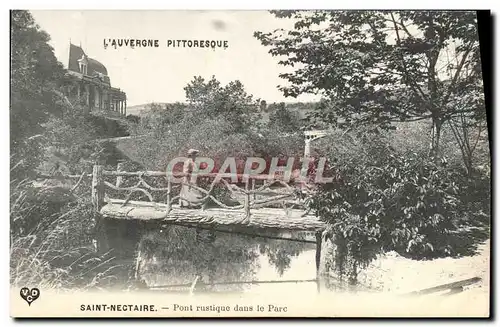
[[20, 287, 40, 306]]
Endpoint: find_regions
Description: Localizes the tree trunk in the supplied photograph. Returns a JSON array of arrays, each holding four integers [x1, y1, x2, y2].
[[447, 118, 479, 177]]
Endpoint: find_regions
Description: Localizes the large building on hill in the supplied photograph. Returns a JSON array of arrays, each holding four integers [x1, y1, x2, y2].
[[62, 43, 127, 117]]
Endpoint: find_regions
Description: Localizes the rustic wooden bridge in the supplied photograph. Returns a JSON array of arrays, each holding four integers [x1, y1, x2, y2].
[[36, 164, 483, 295], [84, 163, 330, 290], [92, 164, 326, 233]]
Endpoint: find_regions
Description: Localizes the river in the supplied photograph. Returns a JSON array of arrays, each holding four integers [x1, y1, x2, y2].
[[134, 226, 320, 295]]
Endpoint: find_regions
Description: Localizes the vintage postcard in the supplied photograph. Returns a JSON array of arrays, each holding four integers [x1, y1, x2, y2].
[[9, 9, 491, 318]]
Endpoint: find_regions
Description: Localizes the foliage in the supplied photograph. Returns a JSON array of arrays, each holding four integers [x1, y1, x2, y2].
[[268, 104, 304, 133], [255, 10, 486, 156], [41, 103, 99, 173], [125, 114, 141, 124], [123, 76, 309, 170], [447, 113, 490, 176], [254, 128, 304, 158], [133, 102, 186, 136], [184, 75, 260, 131], [255, 12, 490, 284], [10, 10, 131, 291], [10, 179, 117, 290], [308, 130, 490, 284], [10, 10, 67, 180]]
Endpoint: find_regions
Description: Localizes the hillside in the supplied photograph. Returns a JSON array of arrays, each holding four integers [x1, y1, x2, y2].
[[127, 101, 320, 118], [126, 103, 173, 116]]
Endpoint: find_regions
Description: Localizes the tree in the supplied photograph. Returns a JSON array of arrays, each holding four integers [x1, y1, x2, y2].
[[268, 105, 303, 133], [124, 77, 264, 169], [254, 10, 485, 157], [135, 102, 186, 138], [184, 76, 259, 131], [259, 99, 267, 112], [10, 10, 66, 179], [446, 73, 488, 176]]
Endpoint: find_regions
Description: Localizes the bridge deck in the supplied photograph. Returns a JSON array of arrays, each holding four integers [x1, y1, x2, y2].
[[100, 199, 326, 232]]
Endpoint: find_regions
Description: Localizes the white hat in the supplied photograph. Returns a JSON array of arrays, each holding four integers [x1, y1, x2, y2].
[[187, 148, 199, 155]]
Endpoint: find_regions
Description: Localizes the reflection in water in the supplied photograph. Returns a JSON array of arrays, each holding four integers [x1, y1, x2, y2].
[[136, 225, 316, 294], [249, 249, 319, 296]]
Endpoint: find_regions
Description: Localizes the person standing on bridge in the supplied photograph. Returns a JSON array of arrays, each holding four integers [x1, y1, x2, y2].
[[179, 148, 204, 208]]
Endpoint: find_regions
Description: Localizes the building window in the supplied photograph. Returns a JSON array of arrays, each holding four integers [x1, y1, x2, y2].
[[78, 55, 88, 75], [79, 62, 87, 75]]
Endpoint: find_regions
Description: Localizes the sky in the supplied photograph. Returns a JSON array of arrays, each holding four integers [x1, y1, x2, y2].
[[30, 10, 322, 107]]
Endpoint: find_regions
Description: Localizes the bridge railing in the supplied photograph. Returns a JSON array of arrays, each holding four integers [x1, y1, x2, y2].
[[92, 164, 315, 218]]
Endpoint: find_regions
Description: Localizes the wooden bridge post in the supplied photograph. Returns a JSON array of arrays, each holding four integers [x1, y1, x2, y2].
[[315, 231, 322, 293], [244, 179, 251, 221], [92, 164, 108, 258], [92, 164, 111, 262], [166, 175, 172, 211], [251, 179, 256, 201], [92, 164, 104, 211]]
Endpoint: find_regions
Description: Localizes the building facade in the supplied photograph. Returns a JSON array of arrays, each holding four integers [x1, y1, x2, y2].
[[63, 43, 127, 117]]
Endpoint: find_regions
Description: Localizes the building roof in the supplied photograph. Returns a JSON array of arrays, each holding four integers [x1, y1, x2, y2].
[[68, 43, 110, 84], [87, 57, 108, 76]]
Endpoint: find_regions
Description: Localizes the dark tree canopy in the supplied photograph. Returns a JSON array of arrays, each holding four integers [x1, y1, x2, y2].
[[10, 10, 67, 178]]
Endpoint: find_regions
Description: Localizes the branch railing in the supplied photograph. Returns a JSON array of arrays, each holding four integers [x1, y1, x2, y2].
[[92, 165, 315, 220], [32, 164, 317, 221]]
